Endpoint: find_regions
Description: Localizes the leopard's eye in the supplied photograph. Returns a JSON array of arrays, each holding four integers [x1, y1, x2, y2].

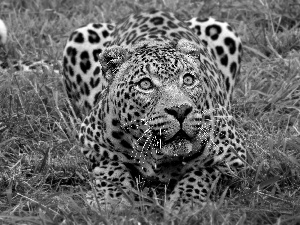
[[183, 73, 195, 86], [138, 78, 153, 90]]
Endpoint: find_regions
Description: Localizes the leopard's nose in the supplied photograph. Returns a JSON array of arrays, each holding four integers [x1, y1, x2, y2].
[[164, 104, 193, 124]]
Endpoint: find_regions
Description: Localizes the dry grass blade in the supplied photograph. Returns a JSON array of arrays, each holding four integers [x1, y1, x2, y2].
[[238, 176, 281, 199]]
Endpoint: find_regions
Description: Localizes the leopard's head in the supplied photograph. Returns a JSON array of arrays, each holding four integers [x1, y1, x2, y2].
[[95, 39, 225, 164]]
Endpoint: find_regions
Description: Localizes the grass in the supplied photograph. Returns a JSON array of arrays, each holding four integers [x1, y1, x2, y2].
[[0, 0, 300, 224]]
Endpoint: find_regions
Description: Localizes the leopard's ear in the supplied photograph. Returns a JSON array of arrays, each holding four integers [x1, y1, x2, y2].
[[99, 46, 130, 81], [176, 39, 200, 58]]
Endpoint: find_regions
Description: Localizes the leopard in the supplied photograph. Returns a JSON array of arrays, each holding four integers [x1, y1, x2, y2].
[[62, 9, 247, 211], [62, 9, 246, 210]]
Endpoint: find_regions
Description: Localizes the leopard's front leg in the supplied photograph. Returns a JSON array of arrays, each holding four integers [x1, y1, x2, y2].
[[86, 157, 137, 210], [166, 166, 221, 210]]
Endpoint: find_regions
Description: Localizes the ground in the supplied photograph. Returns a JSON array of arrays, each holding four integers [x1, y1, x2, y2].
[[0, 0, 300, 224]]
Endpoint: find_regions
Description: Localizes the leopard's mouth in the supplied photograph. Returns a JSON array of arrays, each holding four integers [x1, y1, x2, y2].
[[160, 129, 194, 156], [164, 129, 192, 143]]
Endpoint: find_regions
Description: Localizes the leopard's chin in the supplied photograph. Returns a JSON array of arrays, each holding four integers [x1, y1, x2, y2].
[[161, 138, 193, 156]]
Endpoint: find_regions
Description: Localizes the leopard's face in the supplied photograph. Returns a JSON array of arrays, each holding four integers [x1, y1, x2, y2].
[[101, 39, 226, 164]]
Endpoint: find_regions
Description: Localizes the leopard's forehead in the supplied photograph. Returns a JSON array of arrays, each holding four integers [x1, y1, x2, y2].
[[110, 10, 201, 46], [124, 44, 197, 82], [132, 51, 183, 81]]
